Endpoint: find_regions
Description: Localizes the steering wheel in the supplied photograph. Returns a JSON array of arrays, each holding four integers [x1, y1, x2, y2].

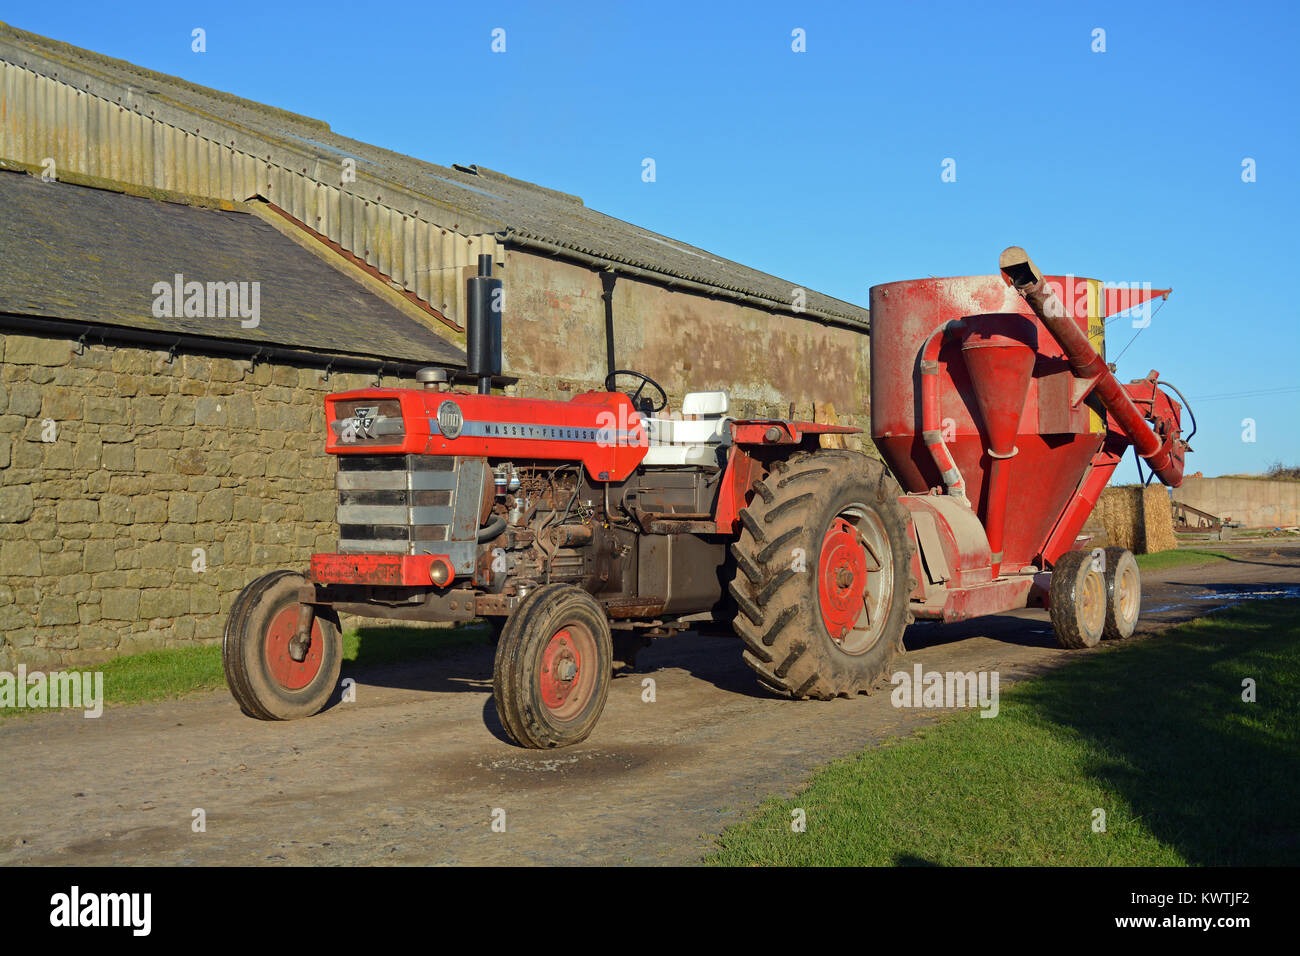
[[604, 369, 668, 414]]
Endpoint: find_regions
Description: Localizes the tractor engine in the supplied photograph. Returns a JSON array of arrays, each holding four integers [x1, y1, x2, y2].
[[478, 461, 724, 610], [306, 386, 731, 629]]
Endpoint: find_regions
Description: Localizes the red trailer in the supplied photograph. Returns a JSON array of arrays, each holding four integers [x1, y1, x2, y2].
[[223, 247, 1192, 748], [869, 246, 1189, 644]]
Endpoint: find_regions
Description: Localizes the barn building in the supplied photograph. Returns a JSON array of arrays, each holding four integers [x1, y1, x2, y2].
[[0, 22, 871, 667]]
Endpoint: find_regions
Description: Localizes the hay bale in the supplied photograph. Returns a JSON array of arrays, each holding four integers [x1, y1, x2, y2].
[[1095, 486, 1143, 552], [1092, 485, 1177, 554], [1079, 508, 1112, 549], [1142, 485, 1177, 553]]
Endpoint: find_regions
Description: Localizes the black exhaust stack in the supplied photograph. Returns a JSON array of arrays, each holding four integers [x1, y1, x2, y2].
[[466, 254, 502, 395]]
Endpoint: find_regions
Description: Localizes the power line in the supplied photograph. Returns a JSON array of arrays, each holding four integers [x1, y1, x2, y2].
[[1190, 385, 1300, 402]]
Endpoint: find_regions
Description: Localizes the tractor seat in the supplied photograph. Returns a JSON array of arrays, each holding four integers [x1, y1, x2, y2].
[[641, 391, 731, 467]]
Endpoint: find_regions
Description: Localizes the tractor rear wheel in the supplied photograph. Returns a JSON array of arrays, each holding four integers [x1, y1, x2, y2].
[[1049, 550, 1107, 648], [493, 584, 613, 748], [729, 450, 915, 699], [223, 570, 343, 720], [1101, 546, 1141, 640]]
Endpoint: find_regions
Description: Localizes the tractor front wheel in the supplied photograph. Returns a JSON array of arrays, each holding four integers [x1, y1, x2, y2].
[[1049, 550, 1107, 649], [223, 570, 343, 720], [492, 584, 613, 748], [729, 450, 915, 699]]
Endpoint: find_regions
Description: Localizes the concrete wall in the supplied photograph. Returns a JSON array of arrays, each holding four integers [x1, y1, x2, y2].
[[1174, 477, 1300, 528], [501, 250, 873, 448], [0, 331, 417, 670]]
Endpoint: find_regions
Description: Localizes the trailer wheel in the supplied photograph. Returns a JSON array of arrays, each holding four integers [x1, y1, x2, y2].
[[1101, 547, 1141, 641], [493, 584, 613, 748], [729, 450, 914, 699], [223, 570, 342, 720], [1049, 550, 1107, 649]]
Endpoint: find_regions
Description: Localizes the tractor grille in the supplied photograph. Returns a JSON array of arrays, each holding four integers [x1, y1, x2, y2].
[[328, 398, 405, 447], [336, 454, 456, 554]]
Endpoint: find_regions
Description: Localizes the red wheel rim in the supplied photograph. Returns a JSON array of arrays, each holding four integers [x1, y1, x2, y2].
[[819, 517, 870, 642], [539, 625, 595, 721], [264, 607, 324, 690]]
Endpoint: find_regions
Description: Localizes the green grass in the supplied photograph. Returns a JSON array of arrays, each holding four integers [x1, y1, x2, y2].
[[1, 621, 488, 719], [1134, 548, 1229, 571], [706, 598, 1300, 866]]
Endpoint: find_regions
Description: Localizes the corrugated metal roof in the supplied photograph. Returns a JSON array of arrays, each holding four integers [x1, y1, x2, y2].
[[0, 22, 869, 330], [0, 171, 466, 367]]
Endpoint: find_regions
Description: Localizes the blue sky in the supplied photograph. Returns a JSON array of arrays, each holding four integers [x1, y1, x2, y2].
[[8, 0, 1298, 478]]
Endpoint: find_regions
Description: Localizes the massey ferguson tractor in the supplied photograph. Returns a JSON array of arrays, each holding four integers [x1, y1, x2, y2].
[[223, 246, 1191, 748]]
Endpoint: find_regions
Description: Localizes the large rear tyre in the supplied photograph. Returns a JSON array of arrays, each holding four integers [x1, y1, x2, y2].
[[223, 570, 343, 720], [729, 450, 915, 699], [493, 584, 613, 749], [1049, 550, 1107, 649], [1101, 546, 1141, 641]]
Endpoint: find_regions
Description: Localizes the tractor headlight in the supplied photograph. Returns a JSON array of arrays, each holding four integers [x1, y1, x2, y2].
[[429, 556, 454, 587]]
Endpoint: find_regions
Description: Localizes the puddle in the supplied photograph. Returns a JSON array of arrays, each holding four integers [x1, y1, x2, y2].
[[482, 754, 586, 773], [1146, 583, 1300, 614], [475, 745, 667, 776]]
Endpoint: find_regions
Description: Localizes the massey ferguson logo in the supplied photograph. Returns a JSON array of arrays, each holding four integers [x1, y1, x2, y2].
[[352, 406, 377, 432], [340, 405, 378, 442], [437, 400, 464, 440]]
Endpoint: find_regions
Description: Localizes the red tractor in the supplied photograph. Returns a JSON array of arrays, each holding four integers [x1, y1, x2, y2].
[[223, 247, 1191, 748]]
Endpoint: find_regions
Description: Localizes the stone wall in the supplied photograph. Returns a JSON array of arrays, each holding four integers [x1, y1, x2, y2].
[[0, 330, 417, 670]]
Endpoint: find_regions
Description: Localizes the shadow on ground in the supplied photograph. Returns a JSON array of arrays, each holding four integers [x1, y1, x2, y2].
[[1005, 599, 1299, 865]]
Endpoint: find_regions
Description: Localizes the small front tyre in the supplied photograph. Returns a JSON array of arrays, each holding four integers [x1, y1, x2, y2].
[[492, 584, 613, 749], [223, 570, 343, 720]]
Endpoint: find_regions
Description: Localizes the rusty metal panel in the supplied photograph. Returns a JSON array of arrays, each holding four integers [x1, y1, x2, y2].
[[1036, 364, 1074, 434]]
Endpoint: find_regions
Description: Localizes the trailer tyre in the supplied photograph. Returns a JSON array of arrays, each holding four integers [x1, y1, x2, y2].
[[1049, 550, 1107, 649], [493, 584, 613, 749], [223, 570, 343, 720], [729, 450, 914, 700], [1101, 547, 1141, 641]]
